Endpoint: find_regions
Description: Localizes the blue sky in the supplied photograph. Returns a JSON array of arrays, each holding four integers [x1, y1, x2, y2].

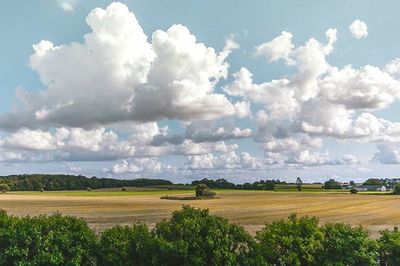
[[1, 0, 400, 183]]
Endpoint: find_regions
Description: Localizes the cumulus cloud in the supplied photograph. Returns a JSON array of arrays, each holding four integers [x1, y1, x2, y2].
[[0, 2, 242, 131], [349, 20, 368, 39], [0, 127, 136, 161], [150, 121, 252, 146], [255, 31, 295, 64], [285, 150, 359, 166], [109, 158, 172, 174], [373, 144, 400, 164], [187, 151, 264, 170]]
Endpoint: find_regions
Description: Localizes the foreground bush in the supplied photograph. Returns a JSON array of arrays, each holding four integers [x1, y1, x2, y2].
[[0, 210, 97, 265], [98, 223, 155, 266], [379, 228, 400, 266], [318, 223, 378, 265], [153, 205, 253, 266], [255, 214, 323, 265], [2, 206, 400, 265]]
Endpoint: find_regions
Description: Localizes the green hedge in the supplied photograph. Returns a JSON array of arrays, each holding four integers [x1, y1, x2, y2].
[[0, 206, 400, 265]]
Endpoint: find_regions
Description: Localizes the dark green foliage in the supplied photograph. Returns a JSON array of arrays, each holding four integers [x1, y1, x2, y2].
[[296, 177, 303, 191], [350, 187, 358, 194], [393, 183, 400, 195], [191, 178, 279, 190], [255, 214, 323, 265], [0, 211, 97, 265], [324, 179, 342, 189], [318, 223, 378, 266], [0, 183, 10, 193], [195, 184, 216, 198], [378, 228, 400, 266], [153, 205, 254, 266], [0, 174, 172, 191], [0, 207, 397, 265], [98, 224, 155, 266], [364, 178, 385, 186]]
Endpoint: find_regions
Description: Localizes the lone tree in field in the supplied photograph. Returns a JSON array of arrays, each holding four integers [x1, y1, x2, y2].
[[296, 177, 303, 191], [195, 184, 216, 198], [0, 184, 10, 194]]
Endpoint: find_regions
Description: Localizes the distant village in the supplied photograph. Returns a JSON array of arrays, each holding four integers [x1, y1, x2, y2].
[[321, 178, 400, 192]]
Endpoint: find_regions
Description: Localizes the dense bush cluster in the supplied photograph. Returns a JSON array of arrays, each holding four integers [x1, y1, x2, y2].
[[0, 174, 172, 191], [1, 206, 400, 265]]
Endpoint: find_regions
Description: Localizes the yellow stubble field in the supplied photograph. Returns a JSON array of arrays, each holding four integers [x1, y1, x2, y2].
[[0, 190, 399, 236]]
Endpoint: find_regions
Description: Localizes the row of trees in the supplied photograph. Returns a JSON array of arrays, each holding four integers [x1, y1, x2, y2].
[[0, 174, 172, 191], [191, 178, 283, 190], [1, 206, 400, 265]]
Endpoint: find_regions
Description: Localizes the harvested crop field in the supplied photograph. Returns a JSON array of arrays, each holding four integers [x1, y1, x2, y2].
[[0, 190, 399, 236]]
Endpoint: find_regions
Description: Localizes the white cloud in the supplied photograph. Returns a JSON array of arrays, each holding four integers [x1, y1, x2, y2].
[[0, 2, 242, 131], [0, 127, 136, 161], [349, 20, 368, 39], [255, 31, 295, 64], [373, 144, 400, 164], [187, 151, 264, 170], [58, 0, 77, 12], [110, 158, 167, 174]]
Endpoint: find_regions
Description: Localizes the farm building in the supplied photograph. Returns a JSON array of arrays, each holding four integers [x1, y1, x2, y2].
[[356, 185, 387, 192]]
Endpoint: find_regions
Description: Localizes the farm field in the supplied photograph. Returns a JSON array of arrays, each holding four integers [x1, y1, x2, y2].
[[0, 189, 398, 236]]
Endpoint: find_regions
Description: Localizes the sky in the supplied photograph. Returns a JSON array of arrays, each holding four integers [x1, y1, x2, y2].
[[2, 0, 400, 183]]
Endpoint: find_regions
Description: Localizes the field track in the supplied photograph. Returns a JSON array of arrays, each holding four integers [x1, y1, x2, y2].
[[0, 190, 399, 236]]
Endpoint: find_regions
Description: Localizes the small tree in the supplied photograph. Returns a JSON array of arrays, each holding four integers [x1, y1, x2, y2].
[[86, 187, 92, 192], [121, 187, 127, 192], [0, 184, 10, 194], [296, 177, 303, 191], [195, 184, 216, 198]]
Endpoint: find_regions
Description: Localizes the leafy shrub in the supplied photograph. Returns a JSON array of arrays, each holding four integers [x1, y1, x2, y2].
[[98, 223, 155, 266], [324, 179, 342, 189], [195, 184, 216, 198], [0, 184, 10, 194], [318, 223, 378, 265], [0, 211, 97, 265], [378, 228, 400, 266], [153, 205, 253, 266], [255, 214, 323, 265]]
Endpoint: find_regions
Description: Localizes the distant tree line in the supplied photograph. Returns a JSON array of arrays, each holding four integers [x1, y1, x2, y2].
[[1, 206, 400, 265], [0, 174, 172, 191], [191, 178, 284, 190]]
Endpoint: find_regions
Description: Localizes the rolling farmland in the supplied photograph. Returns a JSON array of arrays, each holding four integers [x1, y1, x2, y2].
[[0, 188, 398, 236]]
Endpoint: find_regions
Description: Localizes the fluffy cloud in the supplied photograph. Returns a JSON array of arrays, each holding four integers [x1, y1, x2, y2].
[[187, 151, 264, 170], [285, 150, 358, 166], [58, 0, 77, 12], [109, 158, 169, 174], [0, 2, 243, 131], [0, 127, 135, 161], [150, 122, 252, 146], [319, 65, 400, 110], [349, 20, 368, 39], [373, 144, 400, 164], [255, 31, 294, 64]]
